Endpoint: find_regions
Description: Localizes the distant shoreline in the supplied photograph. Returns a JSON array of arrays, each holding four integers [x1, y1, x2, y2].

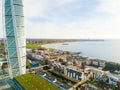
[[42, 40, 120, 64]]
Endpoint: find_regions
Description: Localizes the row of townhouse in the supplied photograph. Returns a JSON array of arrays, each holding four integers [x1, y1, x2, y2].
[[89, 67, 120, 86], [86, 60, 106, 68], [52, 63, 89, 81]]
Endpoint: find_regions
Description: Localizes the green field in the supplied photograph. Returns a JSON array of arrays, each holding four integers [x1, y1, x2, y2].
[[15, 73, 60, 90], [26, 43, 42, 49], [0, 43, 4, 48]]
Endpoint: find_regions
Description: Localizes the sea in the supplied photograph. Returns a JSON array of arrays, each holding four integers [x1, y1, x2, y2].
[[43, 40, 120, 63]]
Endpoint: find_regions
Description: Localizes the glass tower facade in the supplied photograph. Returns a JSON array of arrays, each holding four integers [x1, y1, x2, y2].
[[4, 0, 26, 77]]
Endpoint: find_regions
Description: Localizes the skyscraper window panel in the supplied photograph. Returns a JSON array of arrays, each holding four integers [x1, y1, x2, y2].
[[13, 0, 22, 5], [15, 16, 24, 26], [5, 8, 12, 15], [14, 6, 23, 15]]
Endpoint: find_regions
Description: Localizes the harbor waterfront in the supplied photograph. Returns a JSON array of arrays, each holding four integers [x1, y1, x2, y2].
[[43, 40, 120, 63], [26, 45, 120, 90]]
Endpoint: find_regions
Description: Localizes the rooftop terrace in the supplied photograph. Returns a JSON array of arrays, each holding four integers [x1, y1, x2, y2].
[[15, 73, 60, 90]]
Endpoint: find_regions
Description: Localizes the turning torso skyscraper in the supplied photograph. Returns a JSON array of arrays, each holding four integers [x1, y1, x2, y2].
[[4, 0, 26, 77]]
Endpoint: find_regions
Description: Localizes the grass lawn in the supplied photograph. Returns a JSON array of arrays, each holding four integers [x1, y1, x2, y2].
[[0, 43, 4, 48], [15, 73, 60, 90], [26, 43, 42, 49]]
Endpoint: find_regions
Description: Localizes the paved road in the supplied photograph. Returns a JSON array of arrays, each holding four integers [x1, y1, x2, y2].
[[72, 77, 89, 90], [31, 65, 49, 70]]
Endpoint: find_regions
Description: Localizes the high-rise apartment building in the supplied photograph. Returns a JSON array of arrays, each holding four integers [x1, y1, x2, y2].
[[4, 0, 26, 77]]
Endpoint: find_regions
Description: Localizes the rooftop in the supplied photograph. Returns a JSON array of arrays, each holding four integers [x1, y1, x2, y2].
[[15, 73, 60, 90]]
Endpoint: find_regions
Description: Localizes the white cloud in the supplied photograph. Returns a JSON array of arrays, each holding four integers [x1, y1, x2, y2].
[[0, 0, 120, 39], [97, 0, 120, 14], [24, 0, 120, 39]]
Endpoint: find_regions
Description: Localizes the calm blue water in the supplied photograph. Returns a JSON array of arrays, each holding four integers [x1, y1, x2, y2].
[[44, 40, 120, 63]]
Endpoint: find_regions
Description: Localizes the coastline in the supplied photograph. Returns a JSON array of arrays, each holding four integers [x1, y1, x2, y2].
[[42, 40, 120, 64], [42, 42, 120, 67], [27, 40, 120, 74]]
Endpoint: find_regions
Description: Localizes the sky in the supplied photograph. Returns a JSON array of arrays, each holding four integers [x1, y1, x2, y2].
[[0, 0, 120, 39]]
